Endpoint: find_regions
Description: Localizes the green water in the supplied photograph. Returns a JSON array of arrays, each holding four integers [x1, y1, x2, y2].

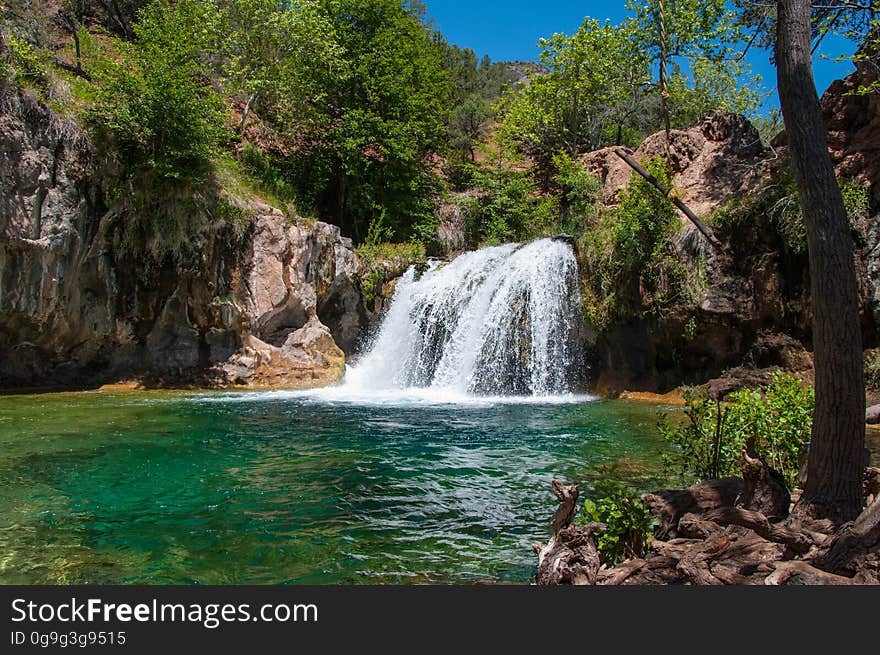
[[0, 390, 676, 584]]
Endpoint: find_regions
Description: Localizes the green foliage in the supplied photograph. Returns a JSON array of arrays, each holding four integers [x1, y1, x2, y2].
[[498, 17, 652, 178], [658, 372, 814, 489], [111, 173, 248, 262], [582, 481, 657, 565], [552, 152, 601, 234], [628, 0, 737, 61], [667, 57, 763, 127], [710, 168, 871, 256], [577, 157, 684, 329], [237, 144, 298, 212], [842, 178, 871, 225], [851, 22, 879, 96], [752, 108, 784, 146], [86, 0, 226, 179], [459, 167, 558, 246], [213, 151, 298, 218], [215, 0, 343, 131], [2, 33, 49, 90], [611, 158, 677, 270], [356, 240, 426, 303], [440, 44, 517, 170], [865, 350, 880, 390]]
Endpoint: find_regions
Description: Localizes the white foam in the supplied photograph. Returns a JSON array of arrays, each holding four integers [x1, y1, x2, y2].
[[343, 238, 585, 397]]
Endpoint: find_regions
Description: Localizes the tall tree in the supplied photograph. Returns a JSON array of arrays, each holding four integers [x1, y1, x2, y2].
[[628, 0, 749, 158], [498, 18, 652, 182], [775, 0, 865, 522]]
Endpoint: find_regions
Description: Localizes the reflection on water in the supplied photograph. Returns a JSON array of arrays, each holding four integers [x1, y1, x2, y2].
[[0, 390, 680, 584]]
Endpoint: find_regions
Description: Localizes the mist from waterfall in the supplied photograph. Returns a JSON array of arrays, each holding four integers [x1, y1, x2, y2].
[[343, 238, 585, 398]]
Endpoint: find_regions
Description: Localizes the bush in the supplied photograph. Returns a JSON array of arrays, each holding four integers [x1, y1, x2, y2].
[[611, 157, 677, 271], [710, 167, 871, 256], [356, 240, 427, 303], [582, 481, 657, 565], [2, 33, 50, 91], [658, 372, 814, 489], [552, 152, 600, 235], [577, 157, 684, 329], [87, 0, 225, 179], [464, 167, 557, 246]]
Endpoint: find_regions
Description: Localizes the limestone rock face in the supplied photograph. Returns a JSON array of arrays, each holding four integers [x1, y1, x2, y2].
[[0, 90, 375, 389]]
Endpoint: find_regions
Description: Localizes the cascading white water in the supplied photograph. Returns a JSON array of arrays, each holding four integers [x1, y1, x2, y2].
[[344, 238, 585, 397]]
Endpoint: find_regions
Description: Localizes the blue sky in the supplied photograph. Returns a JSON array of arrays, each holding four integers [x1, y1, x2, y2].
[[423, 0, 857, 114]]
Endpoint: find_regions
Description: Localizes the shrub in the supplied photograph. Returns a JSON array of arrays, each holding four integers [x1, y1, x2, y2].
[[658, 371, 814, 489], [865, 350, 880, 390], [552, 152, 600, 235], [464, 167, 557, 246], [582, 481, 657, 565], [356, 240, 427, 303], [87, 0, 225, 180], [577, 157, 683, 330], [2, 33, 50, 90], [611, 157, 678, 272], [710, 168, 871, 256]]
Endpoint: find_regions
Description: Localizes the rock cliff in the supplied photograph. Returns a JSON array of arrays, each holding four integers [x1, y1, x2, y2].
[[0, 88, 379, 389], [583, 68, 879, 396]]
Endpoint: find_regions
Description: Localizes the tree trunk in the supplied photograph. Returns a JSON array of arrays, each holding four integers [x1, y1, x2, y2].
[[775, 0, 865, 523], [657, 0, 672, 166], [237, 90, 260, 135]]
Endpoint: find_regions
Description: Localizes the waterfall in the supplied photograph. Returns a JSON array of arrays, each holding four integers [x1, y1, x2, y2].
[[344, 238, 585, 397]]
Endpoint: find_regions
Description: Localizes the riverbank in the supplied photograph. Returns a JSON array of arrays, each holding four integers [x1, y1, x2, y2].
[[535, 463, 880, 585]]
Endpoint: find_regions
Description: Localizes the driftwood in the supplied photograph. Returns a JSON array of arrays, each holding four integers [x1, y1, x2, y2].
[[534, 480, 604, 585], [702, 507, 814, 554], [811, 496, 880, 583], [613, 147, 721, 248], [765, 561, 858, 585], [534, 464, 880, 585], [675, 533, 732, 585], [549, 479, 579, 536]]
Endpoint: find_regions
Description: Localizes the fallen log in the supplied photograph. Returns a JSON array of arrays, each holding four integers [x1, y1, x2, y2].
[[676, 533, 731, 585], [613, 147, 721, 248], [597, 558, 648, 585], [811, 496, 880, 582], [677, 512, 718, 539], [765, 561, 857, 585]]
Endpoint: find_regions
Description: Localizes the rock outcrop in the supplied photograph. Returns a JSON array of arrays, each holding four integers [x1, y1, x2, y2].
[[0, 88, 379, 389], [583, 111, 766, 217], [586, 74, 879, 395]]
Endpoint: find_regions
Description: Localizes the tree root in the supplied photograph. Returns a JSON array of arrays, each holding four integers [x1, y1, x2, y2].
[[534, 460, 880, 585]]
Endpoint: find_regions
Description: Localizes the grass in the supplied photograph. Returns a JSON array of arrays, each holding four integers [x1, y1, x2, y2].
[[212, 153, 298, 219]]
